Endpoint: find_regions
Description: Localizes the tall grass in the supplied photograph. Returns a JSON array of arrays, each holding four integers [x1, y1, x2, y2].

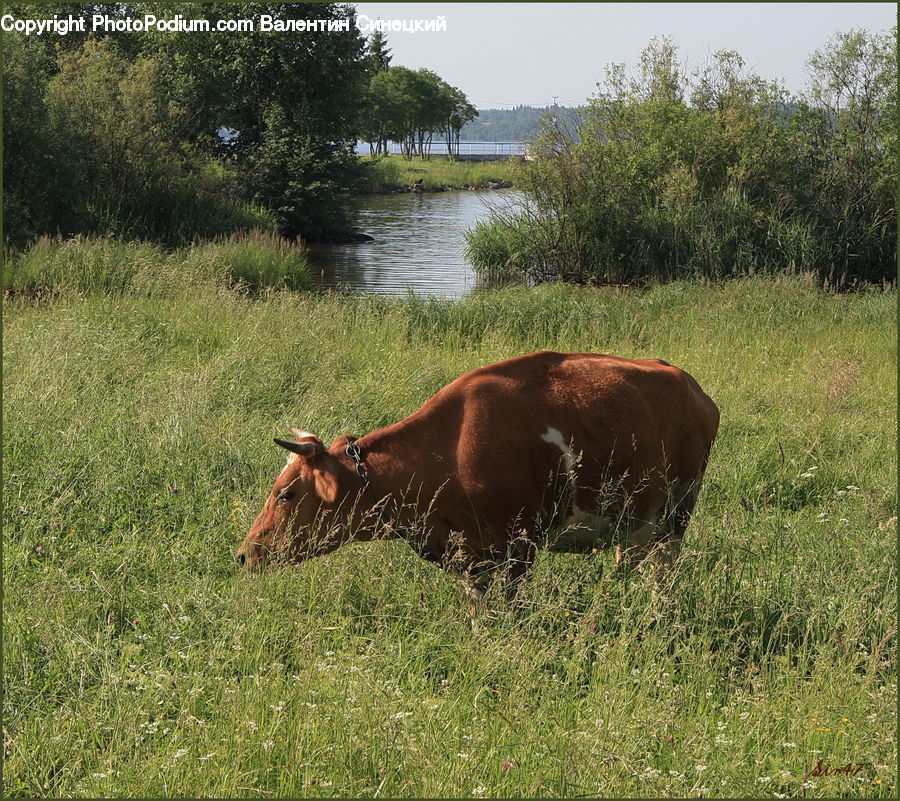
[[3, 230, 312, 298], [3, 269, 896, 797]]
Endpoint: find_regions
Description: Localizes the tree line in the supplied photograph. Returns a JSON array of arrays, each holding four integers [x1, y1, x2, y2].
[[458, 106, 584, 142], [466, 31, 896, 287], [3, 2, 478, 246], [359, 30, 476, 159]]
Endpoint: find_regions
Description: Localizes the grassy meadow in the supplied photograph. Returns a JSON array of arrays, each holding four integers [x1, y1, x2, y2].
[[3, 241, 896, 798]]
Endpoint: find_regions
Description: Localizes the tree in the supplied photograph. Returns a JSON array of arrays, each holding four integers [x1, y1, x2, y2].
[[3, 2, 371, 244], [802, 27, 897, 280], [362, 29, 393, 154], [365, 28, 392, 75], [144, 2, 369, 240], [441, 84, 478, 159], [2, 33, 76, 243], [362, 66, 477, 160], [43, 37, 214, 241], [410, 69, 449, 159]]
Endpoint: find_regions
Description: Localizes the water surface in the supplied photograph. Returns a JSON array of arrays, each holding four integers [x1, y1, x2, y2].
[[306, 190, 520, 299]]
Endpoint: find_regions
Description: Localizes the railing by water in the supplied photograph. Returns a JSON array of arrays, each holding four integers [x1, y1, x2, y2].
[[356, 141, 528, 160]]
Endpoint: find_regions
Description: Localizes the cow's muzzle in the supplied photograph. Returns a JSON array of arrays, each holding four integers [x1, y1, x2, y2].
[[234, 537, 267, 570]]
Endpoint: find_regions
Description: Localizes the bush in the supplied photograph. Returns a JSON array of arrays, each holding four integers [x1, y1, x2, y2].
[[464, 217, 543, 282], [467, 32, 896, 287]]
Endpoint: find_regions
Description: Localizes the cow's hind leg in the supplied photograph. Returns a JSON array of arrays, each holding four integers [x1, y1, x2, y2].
[[646, 470, 706, 592], [614, 516, 658, 574]]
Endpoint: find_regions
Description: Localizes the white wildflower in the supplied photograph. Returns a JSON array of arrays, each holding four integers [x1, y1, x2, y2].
[[472, 787, 486, 796]]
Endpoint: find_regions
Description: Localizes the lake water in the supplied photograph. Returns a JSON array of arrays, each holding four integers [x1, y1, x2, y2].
[[305, 190, 521, 299]]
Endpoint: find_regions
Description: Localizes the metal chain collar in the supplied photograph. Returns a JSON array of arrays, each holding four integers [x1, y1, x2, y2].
[[345, 441, 369, 488]]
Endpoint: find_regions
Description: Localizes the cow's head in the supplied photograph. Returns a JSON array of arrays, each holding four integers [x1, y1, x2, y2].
[[235, 428, 355, 570]]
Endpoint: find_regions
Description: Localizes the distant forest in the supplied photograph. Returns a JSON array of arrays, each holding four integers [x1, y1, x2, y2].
[[459, 106, 584, 141]]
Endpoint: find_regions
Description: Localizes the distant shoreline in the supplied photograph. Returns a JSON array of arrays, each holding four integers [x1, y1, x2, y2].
[[356, 179, 514, 195], [356, 155, 517, 195]]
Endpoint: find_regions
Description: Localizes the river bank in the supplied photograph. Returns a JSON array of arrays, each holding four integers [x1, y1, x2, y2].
[[356, 155, 517, 194]]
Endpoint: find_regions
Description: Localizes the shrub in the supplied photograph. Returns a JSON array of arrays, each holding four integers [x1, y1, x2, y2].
[[467, 32, 896, 287]]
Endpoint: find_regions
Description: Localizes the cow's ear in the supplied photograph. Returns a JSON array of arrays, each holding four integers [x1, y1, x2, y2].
[[313, 468, 338, 503], [289, 426, 320, 442], [330, 434, 358, 450]]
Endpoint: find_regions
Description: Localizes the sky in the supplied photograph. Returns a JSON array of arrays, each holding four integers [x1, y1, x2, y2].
[[353, 3, 896, 108]]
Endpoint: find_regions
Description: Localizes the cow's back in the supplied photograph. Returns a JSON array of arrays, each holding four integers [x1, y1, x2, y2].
[[366, 351, 718, 556], [449, 351, 717, 469]]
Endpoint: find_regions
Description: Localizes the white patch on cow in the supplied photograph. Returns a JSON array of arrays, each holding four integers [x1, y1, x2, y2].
[[541, 427, 576, 473], [290, 429, 316, 441], [541, 426, 609, 545], [279, 454, 299, 475]]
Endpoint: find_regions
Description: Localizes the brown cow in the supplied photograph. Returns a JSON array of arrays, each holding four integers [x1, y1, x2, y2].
[[235, 351, 719, 601]]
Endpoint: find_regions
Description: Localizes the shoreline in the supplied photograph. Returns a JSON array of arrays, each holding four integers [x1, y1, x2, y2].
[[356, 179, 514, 196]]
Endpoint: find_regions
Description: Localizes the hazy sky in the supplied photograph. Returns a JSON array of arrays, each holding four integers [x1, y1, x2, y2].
[[354, 3, 896, 108]]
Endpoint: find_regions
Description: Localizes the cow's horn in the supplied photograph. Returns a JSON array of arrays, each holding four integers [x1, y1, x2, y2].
[[273, 438, 318, 457]]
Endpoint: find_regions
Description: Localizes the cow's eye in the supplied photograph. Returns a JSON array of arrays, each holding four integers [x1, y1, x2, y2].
[[276, 491, 294, 504]]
